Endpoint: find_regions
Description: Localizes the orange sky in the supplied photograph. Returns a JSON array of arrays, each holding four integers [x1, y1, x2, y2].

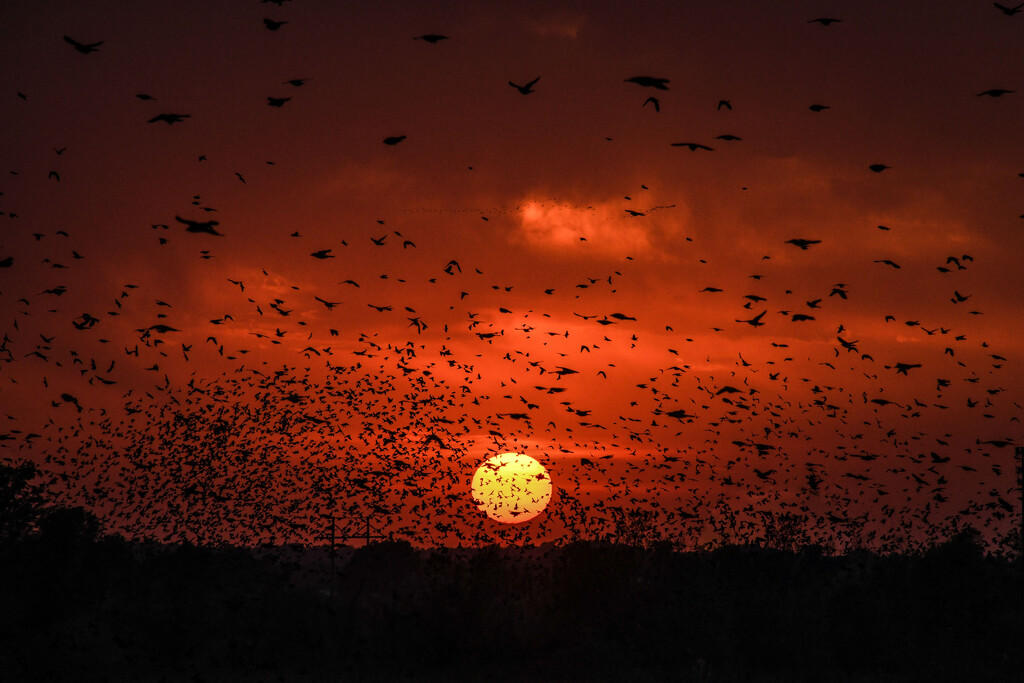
[[1, 0, 1022, 549]]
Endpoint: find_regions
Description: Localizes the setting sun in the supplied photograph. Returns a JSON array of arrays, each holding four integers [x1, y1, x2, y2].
[[471, 453, 553, 524]]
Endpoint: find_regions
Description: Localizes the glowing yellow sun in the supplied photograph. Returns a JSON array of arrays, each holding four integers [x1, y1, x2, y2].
[[471, 452, 552, 523]]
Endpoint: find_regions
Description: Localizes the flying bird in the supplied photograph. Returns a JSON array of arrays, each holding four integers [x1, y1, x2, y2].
[[383, 135, 406, 145], [64, 35, 103, 54], [148, 113, 190, 125], [671, 142, 714, 151], [414, 34, 449, 43], [643, 97, 660, 112], [175, 216, 223, 236], [892, 362, 922, 375], [808, 17, 842, 25], [314, 296, 341, 310], [138, 324, 179, 334], [976, 88, 1014, 97], [264, 18, 287, 30], [993, 2, 1023, 15], [509, 77, 540, 95], [625, 76, 670, 90], [736, 311, 767, 327], [785, 238, 821, 250]]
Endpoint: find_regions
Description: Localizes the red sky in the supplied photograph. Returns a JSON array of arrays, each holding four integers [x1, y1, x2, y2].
[[1, 0, 1022, 549]]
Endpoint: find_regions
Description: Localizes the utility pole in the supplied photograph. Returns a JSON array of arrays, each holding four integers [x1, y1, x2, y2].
[[341, 515, 387, 546], [317, 513, 389, 576]]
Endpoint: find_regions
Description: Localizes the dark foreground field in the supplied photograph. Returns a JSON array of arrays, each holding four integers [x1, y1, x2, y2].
[[2, 524, 1021, 682]]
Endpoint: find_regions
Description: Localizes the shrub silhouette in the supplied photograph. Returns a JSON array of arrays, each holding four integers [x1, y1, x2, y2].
[[0, 461, 44, 542]]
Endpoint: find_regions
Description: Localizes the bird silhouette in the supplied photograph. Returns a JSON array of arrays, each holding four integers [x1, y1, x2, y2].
[[892, 362, 922, 375], [736, 311, 767, 327], [509, 77, 540, 95], [671, 142, 713, 151], [625, 76, 670, 89], [994, 2, 1023, 15], [314, 296, 341, 310], [64, 36, 103, 54], [175, 216, 223, 236], [148, 113, 190, 125]]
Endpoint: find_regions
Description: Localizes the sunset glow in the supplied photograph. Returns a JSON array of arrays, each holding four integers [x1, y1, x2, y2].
[[471, 453, 553, 524], [0, 0, 1020, 553]]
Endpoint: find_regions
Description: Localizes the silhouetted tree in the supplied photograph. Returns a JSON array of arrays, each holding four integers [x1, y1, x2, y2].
[[36, 505, 101, 547], [762, 511, 812, 552], [0, 461, 44, 542]]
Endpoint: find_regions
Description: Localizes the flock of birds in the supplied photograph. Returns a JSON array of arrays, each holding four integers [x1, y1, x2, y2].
[[1, 2, 1022, 552]]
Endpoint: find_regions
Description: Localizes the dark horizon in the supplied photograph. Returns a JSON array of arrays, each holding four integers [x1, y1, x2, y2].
[[3, 458, 1022, 681], [3, 484, 1022, 682]]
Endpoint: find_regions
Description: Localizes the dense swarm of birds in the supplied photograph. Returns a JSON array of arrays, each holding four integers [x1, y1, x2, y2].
[[0, 3, 1021, 552]]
